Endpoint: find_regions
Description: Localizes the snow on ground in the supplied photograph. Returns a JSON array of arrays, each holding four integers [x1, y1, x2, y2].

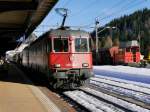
[[85, 65, 150, 111], [91, 77, 150, 94], [81, 87, 150, 112], [64, 90, 124, 112], [94, 75, 150, 89], [90, 78, 150, 104], [94, 66, 150, 76], [93, 65, 150, 84]]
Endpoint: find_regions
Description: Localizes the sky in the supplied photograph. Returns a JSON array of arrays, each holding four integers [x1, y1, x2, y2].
[[33, 0, 150, 36]]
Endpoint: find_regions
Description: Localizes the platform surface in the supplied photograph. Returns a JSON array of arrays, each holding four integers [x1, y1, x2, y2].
[[0, 63, 60, 112]]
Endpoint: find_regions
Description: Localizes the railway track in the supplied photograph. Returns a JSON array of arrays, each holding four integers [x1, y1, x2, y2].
[[14, 64, 150, 112], [15, 63, 93, 112], [64, 87, 150, 112], [25, 74, 150, 112], [91, 76, 150, 94], [89, 77, 150, 110], [64, 89, 127, 112]]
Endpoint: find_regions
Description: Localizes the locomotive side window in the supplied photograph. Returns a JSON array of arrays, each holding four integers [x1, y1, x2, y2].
[[54, 38, 68, 52], [75, 38, 88, 52]]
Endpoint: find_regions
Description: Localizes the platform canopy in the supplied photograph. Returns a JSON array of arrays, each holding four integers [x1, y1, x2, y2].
[[0, 0, 58, 55]]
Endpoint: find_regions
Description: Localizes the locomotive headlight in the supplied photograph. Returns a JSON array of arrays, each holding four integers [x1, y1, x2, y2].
[[82, 63, 89, 67], [54, 64, 61, 68]]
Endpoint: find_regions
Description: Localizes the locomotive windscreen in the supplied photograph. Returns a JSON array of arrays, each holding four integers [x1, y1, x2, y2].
[[54, 38, 68, 52], [75, 38, 89, 52]]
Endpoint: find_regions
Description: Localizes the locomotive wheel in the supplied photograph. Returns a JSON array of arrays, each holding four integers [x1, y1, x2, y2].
[[69, 83, 76, 89], [52, 80, 64, 89], [53, 83, 58, 89], [80, 79, 90, 86]]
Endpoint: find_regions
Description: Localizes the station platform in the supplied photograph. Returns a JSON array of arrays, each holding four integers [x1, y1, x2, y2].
[[0, 63, 61, 112]]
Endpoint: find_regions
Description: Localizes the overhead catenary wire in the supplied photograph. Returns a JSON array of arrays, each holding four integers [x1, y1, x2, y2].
[[95, 0, 124, 20], [70, 0, 98, 17], [81, 0, 132, 28], [34, 25, 94, 37], [35, 0, 148, 36], [84, 0, 145, 28], [100, 0, 144, 20], [40, 0, 140, 33], [99, 0, 146, 21], [34, 24, 94, 32], [62, 0, 71, 8]]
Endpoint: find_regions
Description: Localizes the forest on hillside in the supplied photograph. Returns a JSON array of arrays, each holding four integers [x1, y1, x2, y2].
[[91, 8, 150, 55]]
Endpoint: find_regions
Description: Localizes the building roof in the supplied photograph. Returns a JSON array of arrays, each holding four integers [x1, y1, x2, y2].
[[0, 0, 58, 55]]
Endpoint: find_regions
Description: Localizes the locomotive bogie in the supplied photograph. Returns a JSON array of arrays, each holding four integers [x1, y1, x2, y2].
[[51, 69, 93, 79], [48, 68, 93, 88]]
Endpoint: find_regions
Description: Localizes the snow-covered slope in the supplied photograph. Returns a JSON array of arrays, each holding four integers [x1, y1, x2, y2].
[[93, 65, 150, 84]]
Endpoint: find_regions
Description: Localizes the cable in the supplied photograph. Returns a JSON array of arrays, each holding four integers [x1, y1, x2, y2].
[[99, 0, 146, 21], [62, 0, 71, 8], [34, 24, 94, 31], [82, 0, 130, 28], [35, 0, 147, 36], [95, 0, 123, 19], [84, 0, 145, 28], [70, 0, 98, 17]]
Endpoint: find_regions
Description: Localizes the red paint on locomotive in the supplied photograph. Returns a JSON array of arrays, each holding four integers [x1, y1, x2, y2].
[[22, 29, 93, 88], [49, 53, 92, 69]]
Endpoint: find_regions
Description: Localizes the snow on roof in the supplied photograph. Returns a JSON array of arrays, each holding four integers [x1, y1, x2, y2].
[[120, 40, 139, 48]]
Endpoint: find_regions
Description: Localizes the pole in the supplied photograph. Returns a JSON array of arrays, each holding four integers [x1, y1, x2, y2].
[[110, 28, 112, 39], [138, 16, 141, 54], [95, 18, 99, 65], [138, 33, 141, 53]]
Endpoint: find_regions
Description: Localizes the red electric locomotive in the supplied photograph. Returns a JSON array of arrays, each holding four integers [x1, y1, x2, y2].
[[92, 40, 141, 65], [22, 29, 93, 88]]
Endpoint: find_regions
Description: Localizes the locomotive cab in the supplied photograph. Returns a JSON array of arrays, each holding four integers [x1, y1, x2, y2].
[[49, 29, 93, 88]]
